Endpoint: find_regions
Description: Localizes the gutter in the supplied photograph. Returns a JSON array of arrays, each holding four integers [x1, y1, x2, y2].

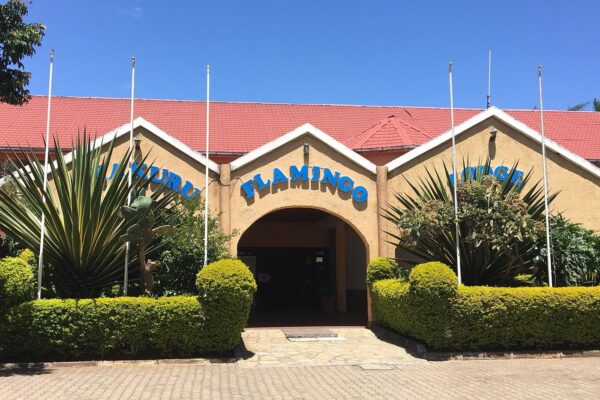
[[354, 145, 416, 153]]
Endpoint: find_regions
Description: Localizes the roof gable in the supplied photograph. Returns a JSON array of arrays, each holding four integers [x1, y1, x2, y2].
[[385, 107, 600, 180], [55, 117, 219, 174], [230, 123, 377, 174]]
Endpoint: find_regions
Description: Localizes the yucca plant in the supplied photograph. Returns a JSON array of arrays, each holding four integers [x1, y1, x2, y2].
[[385, 159, 558, 286], [0, 133, 175, 297]]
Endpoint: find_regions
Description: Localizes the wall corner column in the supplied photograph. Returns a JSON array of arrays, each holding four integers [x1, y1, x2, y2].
[[376, 165, 389, 258], [219, 163, 232, 239]]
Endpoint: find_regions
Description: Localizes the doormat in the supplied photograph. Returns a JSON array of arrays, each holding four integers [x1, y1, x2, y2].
[[282, 328, 342, 341]]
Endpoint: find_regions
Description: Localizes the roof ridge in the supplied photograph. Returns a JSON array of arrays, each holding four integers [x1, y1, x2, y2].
[[354, 118, 390, 148], [28, 95, 489, 110], [28, 95, 599, 113], [389, 117, 421, 144]]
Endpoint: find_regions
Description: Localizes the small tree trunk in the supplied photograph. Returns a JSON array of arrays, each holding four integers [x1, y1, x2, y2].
[[139, 243, 151, 296]]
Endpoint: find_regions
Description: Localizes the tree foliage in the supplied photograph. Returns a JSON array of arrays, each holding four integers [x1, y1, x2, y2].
[[385, 160, 556, 286], [154, 199, 232, 296], [567, 98, 600, 112], [0, 176, 24, 257], [0, 0, 45, 105], [537, 215, 600, 286]]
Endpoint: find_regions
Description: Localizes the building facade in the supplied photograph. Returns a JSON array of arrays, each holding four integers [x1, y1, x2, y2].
[[2, 98, 600, 324]]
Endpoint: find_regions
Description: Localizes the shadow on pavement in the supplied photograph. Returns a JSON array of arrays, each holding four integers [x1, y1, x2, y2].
[[370, 325, 430, 360], [0, 364, 53, 377], [234, 340, 256, 361]]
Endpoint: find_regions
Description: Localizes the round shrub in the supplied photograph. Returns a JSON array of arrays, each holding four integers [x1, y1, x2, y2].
[[18, 249, 36, 266], [0, 257, 34, 309], [196, 258, 257, 351], [409, 261, 457, 299], [196, 258, 257, 302], [367, 257, 399, 286]]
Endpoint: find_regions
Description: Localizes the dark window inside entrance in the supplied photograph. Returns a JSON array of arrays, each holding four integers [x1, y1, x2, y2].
[[239, 247, 332, 311], [238, 208, 367, 327]]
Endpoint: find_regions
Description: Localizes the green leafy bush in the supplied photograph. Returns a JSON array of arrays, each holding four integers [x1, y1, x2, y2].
[[385, 160, 555, 286], [0, 256, 34, 310], [0, 297, 206, 360], [0, 233, 23, 259], [510, 274, 541, 287], [156, 199, 232, 296], [196, 259, 257, 351], [366, 257, 400, 286], [18, 249, 35, 266], [0, 258, 257, 361], [449, 286, 600, 350], [536, 215, 600, 286], [409, 262, 457, 299], [371, 261, 600, 350]]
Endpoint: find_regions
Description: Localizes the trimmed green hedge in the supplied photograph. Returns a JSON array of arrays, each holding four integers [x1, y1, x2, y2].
[[196, 258, 257, 351], [0, 258, 256, 361], [0, 255, 34, 311], [0, 297, 205, 360], [366, 257, 399, 286], [371, 262, 600, 351]]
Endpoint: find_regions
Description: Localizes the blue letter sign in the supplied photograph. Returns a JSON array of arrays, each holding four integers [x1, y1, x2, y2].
[[99, 162, 201, 199], [241, 165, 369, 203], [449, 164, 524, 186]]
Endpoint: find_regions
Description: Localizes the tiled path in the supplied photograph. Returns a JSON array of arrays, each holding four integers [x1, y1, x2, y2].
[[238, 327, 422, 367]]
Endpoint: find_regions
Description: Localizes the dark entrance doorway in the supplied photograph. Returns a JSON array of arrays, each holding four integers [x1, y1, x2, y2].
[[238, 208, 368, 327]]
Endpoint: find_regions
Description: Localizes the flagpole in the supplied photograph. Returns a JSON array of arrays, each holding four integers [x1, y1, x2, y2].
[[37, 49, 54, 300], [203, 65, 210, 268], [538, 65, 553, 287], [487, 49, 492, 108], [124, 56, 135, 295], [449, 62, 462, 285]]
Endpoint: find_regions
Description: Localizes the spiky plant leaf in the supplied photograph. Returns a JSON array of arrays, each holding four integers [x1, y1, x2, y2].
[[0, 132, 177, 297], [385, 158, 558, 286]]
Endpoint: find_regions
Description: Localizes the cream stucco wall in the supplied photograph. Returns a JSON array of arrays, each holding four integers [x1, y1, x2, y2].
[[384, 117, 600, 257], [227, 134, 379, 263], [93, 127, 220, 212], [46, 116, 600, 267]]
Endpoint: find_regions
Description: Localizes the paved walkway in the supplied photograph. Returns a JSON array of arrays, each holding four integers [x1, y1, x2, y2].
[[238, 327, 421, 367], [2, 327, 600, 399]]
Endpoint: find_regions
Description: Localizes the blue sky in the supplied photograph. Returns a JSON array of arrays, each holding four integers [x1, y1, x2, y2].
[[21, 0, 600, 110]]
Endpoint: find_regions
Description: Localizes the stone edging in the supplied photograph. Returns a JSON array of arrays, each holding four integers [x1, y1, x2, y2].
[[370, 324, 600, 361], [0, 357, 238, 369]]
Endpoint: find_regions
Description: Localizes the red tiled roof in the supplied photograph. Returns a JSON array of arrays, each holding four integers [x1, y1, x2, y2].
[[1, 96, 600, 160]]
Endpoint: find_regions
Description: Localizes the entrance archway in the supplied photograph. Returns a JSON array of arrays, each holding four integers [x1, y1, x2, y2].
[[238, 207, 368, 327]]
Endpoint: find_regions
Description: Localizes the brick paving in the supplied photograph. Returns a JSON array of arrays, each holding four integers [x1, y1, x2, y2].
[[1, 327, 599, 399], [2, 358, 600, 399]]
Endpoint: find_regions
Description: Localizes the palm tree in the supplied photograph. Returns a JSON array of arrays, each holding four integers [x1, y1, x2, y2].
[[567, 98, 600, 111]]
